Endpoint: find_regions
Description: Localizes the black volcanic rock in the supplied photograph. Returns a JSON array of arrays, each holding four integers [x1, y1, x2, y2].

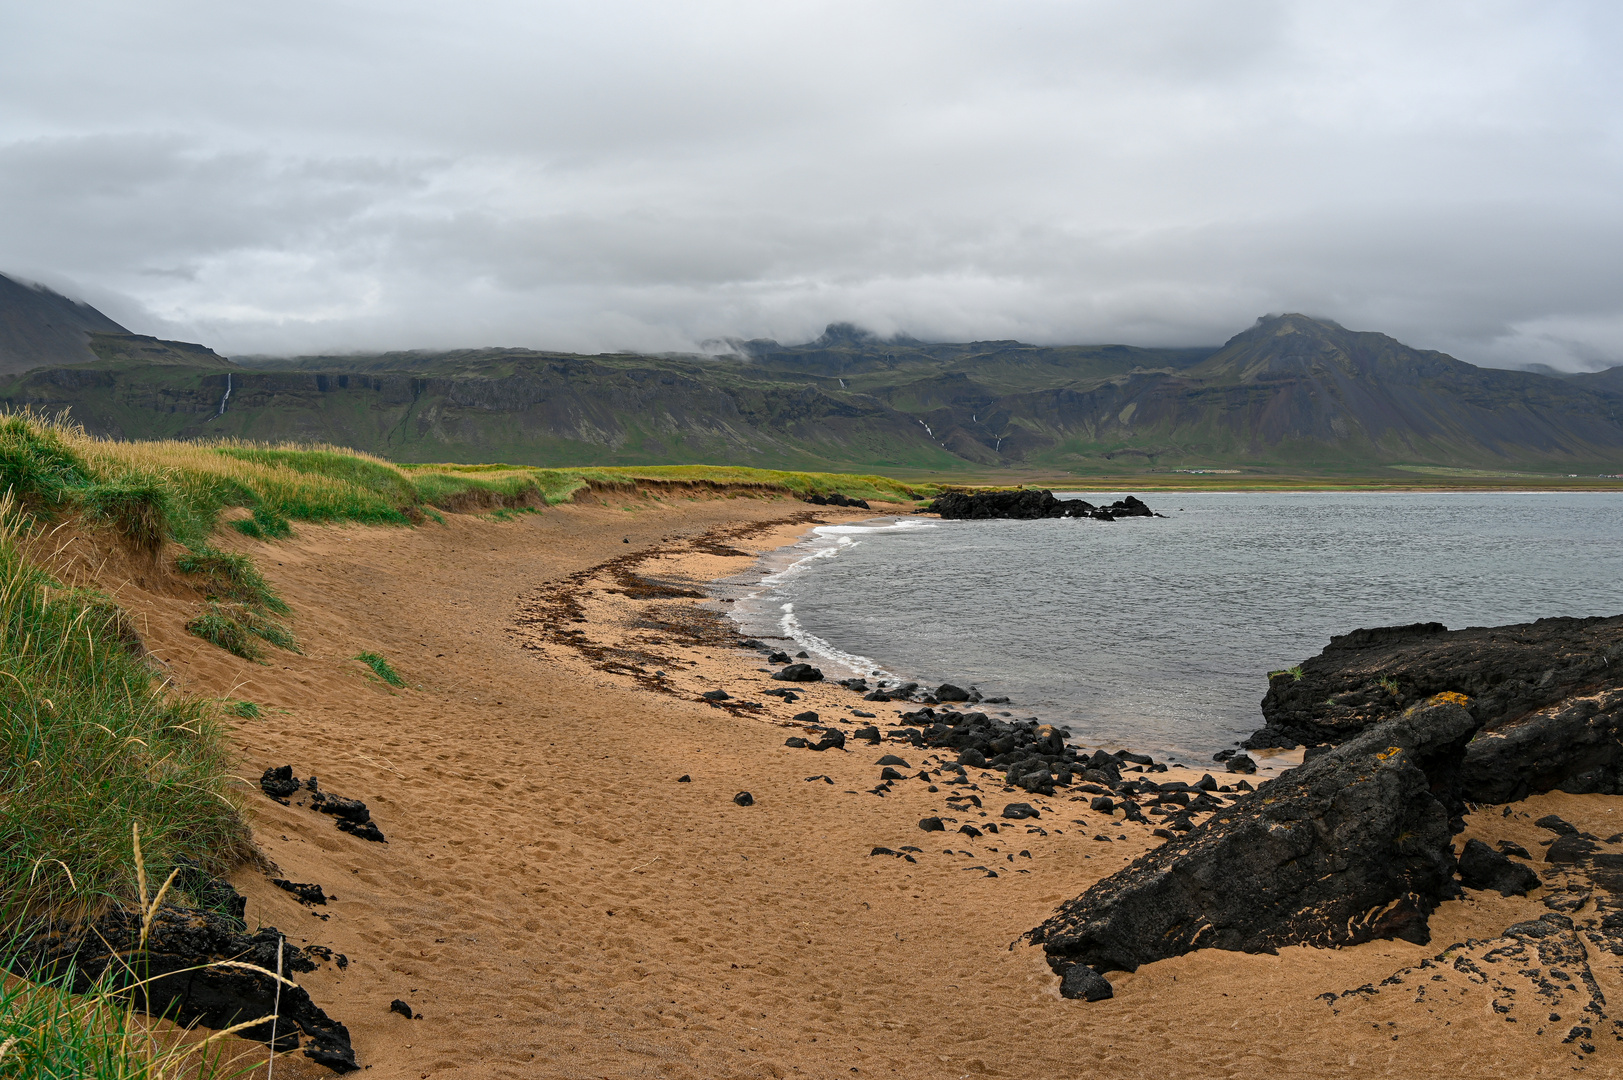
[[1457, 839, 1539, 897], [1029, 700, 1475, 981], [1245, 615, 1623, 801], [929, 489, 1155, 521], [772, 663, 824, 682], [16, 902, 355, 1070]]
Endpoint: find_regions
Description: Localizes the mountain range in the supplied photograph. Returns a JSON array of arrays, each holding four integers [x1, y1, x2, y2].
[[3, 272, 1622, 475]]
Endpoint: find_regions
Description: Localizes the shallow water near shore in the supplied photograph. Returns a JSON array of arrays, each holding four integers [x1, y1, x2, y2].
[[722, 491, 1623, 766]]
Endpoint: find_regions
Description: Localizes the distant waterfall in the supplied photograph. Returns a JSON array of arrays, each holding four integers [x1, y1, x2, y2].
[[212, 372, 232, 419]]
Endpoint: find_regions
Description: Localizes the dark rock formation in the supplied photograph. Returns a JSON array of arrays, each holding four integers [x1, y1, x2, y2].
[[1246, 616, 1623, 801], [733, 791, 754, 806], [1029, 700, 1476, 989], [804, 491, 870, 509], [772, 663, 824, 682], [1456, 839, 1540, 897], [1059, 963, 1114, 1001], [260, 764, 301, 799], [929, 490, 1155, 521], [17, 903, 355, 1070]]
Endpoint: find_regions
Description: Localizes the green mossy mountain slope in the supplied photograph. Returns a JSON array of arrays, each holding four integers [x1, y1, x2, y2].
[[6, 308, 1623, 474]]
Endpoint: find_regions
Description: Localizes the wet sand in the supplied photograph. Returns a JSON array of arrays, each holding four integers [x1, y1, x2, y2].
[[58, 489, 1623, 1078]]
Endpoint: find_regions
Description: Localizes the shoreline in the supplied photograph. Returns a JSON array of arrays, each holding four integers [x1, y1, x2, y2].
[[67, 487, 1622, 1077], [705, 510, 1308, 777]]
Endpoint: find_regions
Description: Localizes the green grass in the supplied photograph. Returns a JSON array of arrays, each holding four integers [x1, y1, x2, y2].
[[174, 547, 287, 615], [0, 498, 249, 930], [0, 954, 255, 1078], [223, 699, 260, 720], [183, 603, 297, 662], [354, 652, 405, 687], [228, 505, 292, 540]]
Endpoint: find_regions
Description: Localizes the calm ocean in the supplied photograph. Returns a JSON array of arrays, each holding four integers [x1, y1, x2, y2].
[[722, 491, 1623, 767]]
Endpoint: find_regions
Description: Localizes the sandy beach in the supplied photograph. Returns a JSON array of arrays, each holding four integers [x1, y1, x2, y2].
[[56, 487, 1622, 1078]]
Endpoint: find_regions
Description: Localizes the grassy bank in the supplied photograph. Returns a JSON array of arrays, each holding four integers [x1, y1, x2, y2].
[[0, 417, 928, 921]]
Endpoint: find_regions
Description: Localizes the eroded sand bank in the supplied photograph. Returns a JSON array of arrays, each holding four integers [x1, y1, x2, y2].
[[75, 489, 1622, 1078]]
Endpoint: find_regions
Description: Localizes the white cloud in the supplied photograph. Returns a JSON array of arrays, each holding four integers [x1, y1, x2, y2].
[[1, 1, 1620, 367]]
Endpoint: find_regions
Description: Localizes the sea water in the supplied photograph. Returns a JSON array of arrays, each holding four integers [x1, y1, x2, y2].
[[721, 491, 1623, 767]]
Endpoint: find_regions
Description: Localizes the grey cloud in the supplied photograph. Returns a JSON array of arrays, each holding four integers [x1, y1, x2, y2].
[[1, 2, 1620, 368]]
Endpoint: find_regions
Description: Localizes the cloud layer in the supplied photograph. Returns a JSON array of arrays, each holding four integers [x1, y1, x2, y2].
[[2, 1, 1620, 367]]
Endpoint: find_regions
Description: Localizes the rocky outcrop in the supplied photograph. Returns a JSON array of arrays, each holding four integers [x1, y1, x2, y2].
[[1029, 700, 1476, 993], [1245, 616, 1623, 800], [929, 490, 1154, 521], [19, 902, 356, 1071]]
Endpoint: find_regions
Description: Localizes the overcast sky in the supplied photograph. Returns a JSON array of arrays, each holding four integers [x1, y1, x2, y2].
[[2, 1, 1620, 367]]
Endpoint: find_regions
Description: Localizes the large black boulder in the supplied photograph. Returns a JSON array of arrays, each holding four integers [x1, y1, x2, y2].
[[1457, 838, 1540, 897], [1245, 616, 1623, 801], [773, 663, 824, 682], [1029, 699, 1475, 982]]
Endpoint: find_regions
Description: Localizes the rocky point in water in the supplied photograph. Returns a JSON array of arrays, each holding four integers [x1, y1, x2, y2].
[[1245, 616, 1623, 800], [928, 490, 1156, 521]]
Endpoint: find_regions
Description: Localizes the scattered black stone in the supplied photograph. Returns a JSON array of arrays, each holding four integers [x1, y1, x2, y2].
[[1457, 839, 1541, 896], [919, 817, 946, 832], [853, 725, 881, 742], [852, 710, 876, 719], [862, 690, 892, 702], [1212, 749, 1236, 762], [14, 902, 354, 1070], [959, 825, 983, 838], [880, 767, 906, 781], [936, 684, 971, 702], [785, 737, 809, 748], [839, 678, 870, 692], [1536, 814, 1579, 836], [272, 879, 328, 906], [1152, 828, 1173, 839], [773, 663, 824, 682], [1029, 699, 1478, 981], [336, 820, 386, 843], [311, 792, 370, 824], [796, 651, 810, 658], [1547, 834, 1599, 864], [389, 999, 413, 1019], [807, 730, 846, 752], [677, 774, 691, 782], [877, 754, 910, 767], [260, 765, 301, 799], [767, 651, 792, 664], [1226, 753, 1257, 774], [1058, 963, 1114, 1001], [958, 748, 988, 768], [792, 711, 821, 724], [1002, 803, 1040, 820], [870, 846, 900, 857], [1089, 796, 1114, 813], [733, 791, 754, 806], [701, 690, 731, 701], [741, 639, 765, 649]]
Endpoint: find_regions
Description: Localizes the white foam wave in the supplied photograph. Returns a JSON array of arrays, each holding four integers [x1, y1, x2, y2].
[[777, 602, 897, 682]]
